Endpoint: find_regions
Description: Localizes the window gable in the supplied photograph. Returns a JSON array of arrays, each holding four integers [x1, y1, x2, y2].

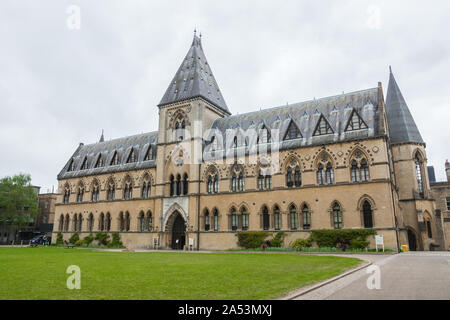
[[80, 157, 88, 170], [94, 154, 104, 168], [127, 148, 137, 163], [283, 120, 302, 141], [313, 115, 334, 136], [345, 109, 368, 132], [110, 151, 119, 166]]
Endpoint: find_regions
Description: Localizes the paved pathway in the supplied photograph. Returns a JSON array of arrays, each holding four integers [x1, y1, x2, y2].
[[292, 252, 450, 300]]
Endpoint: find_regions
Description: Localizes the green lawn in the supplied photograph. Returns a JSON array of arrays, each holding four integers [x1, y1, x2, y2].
[[0, 247, 361, 300]]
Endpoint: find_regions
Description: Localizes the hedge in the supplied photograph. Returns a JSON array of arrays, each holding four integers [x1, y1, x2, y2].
[[236, 231, 269, 249], [310, 229, 376, 250]]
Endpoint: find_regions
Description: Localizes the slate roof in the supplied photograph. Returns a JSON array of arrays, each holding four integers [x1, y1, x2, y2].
[[58, 131, 158, 180], [385, 68, 424, 145], [158, 34, 230, 114], [206, 87, 381, 151]]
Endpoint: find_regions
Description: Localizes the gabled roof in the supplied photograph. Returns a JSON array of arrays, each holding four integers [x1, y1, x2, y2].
[[158, 34, 230, 114], [385, 68, 424, 145]]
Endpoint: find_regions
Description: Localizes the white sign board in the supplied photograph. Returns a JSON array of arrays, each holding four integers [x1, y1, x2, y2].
[[189, 238, 194, 246], [375, 235, 384, 252]]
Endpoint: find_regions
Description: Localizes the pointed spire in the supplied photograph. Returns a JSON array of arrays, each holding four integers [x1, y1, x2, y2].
[[385, 68, 424, 145], [159, 33, 229, 114], [99, 129, 104, 143]]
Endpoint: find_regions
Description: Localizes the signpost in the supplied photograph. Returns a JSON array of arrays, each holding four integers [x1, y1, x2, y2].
[[375, 235, 384, 252]]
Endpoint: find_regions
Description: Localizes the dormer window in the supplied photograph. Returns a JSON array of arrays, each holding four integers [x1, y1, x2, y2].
[[284, 120, 302, 141], [258, 126, 270, 144], [95, 154, 104, 168], [110, 151, 119, 166], [144, 146, 152, 161], [80, 157, 88, 170], [67, 159, 75, 172], [127, 148, 136, 163], [314, 115, 333, 136], [346, 109, 368, 131]]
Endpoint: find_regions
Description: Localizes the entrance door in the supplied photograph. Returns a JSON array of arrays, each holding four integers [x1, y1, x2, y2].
[[171, 213, 186, 250], [407, 229, 417, 251]]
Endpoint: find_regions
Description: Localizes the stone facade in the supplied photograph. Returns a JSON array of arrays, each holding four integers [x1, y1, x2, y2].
[[52, 34, 442, 251], [430, 161, 450, 251]]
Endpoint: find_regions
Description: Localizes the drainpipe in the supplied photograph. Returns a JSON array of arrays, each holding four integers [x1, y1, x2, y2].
[[197, 162, 201, 251]]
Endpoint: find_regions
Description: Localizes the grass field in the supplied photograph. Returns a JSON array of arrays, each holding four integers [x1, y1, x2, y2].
[[0, 247, 361, 300]]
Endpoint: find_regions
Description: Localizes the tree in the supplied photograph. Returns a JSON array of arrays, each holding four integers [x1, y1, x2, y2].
[[0, 174, 39, 240]]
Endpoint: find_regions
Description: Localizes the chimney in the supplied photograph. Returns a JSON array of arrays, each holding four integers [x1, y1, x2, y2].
[[446, 159, 450, 182]]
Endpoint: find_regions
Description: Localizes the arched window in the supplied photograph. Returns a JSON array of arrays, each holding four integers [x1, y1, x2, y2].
[[204, 209, 210, 231], [415, 154, 424, 198], [76, 186, 84, 203], [147, 211, 153, 231], [87, 213, 93, 232], [99, 213, 105, 231], [317, 154, 334, 185], [274, 205, 281, 230], [170, 175, 175, 196], [78, 214, 83, 232], [72, 214, 78, 232], [286, 159, 301, 188], [332, 202, 343, 229], [176, 174, 181, 196], [289, 205, 298, 230], [286, 167, 293, 187], [231, 166, 244, 192], [91, 181, 99, 202], [207, 175, 213, 193], [174, 114, 186, 141], [231, 207, 238, 231], [123, 176, 133, 200], [125, 212, 130, 231], [142, 175, 151, 199], [258, 171, 264, 190], [425, 219, 432, 238], [139, 212, 145, 232], [350, 151, 370, 183], [105, 213, 111, 231], [107, 180, 115, 201], [63, 186, 70, 204], [59, 214, 64, 231], [119, 212, 124, 232], [362, 201, 373, 229], [213, 209, 219, 231], [302, 205, 311, 230], [183, 173, 188, 195], [294, 166, 301, 187], [262, 206, 270, 230], [64, 214, 70, 232], [241, 207, 249, 231]]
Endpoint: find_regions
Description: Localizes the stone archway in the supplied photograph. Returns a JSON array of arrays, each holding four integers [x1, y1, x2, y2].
[[165, 210, 186, 250], [407, 228, 417, 251]]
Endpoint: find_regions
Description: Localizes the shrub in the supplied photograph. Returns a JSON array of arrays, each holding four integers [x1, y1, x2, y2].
[[350, 239, 370, 249], [291, 238, 312, 251], [236, 231, 269, 249], [82, 234, 94, 246], [109, 232, 123, 247], [75, 239, 84, 246], [56, 232, 64, 245], [68, 233, 79, 244], [271, 232, 286, 248], [310, 229, 376, 251], [95, 232, 110, 246]]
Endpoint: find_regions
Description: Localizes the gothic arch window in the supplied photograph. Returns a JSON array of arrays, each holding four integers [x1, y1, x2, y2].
[[147, 211, 153, 231], [80, 157, 88, 170], [425, 217, 432, 239], [345, 109, 368, 131], [123, 176, 133, 200], [64, 214, 70, 232], [241, 206, 249, 231], [204, 209, 210, 231], [110, 151, 119, 166], [289, 204, 298, 230], [284, 120, 302, 141], [142, 175, 151, 199], [59, 214, 64, 231], [87, 213, 94, 232], [213, 208, 219, 231], [125, 212, 130, 231], [258, 166, 272, 190], [91, 180, 100, 202], [183, 173, 188, 195], [63, 185, 70, 204], [99, 213, 105, 231], [230, 207, 238, 231], [313, 115, 334, 136], [127, 148, 137, 163], [231, 166, 244, 192], [317, 154, 334, 185], [174, 114, 186, 141], [362, 201, 374, 229], [77, 213, 82, 232], [139, 211, 145, 232], [302, 204, 311, 230], [415, 153, 425, 198], [176, 174, 182, 196], [273, 205, 281, 230], [72, 214, 78, 232], [76, 184, 84, 203], [332, 202, 343, 229], [105, 212, 111, 231], [262, 205, 270, 230], [286, 159, 301, 187], [207, 168, 219, 194], [350, 150, 370, 183], [119, 212, 124, 232], [107, 179, 115, 201]]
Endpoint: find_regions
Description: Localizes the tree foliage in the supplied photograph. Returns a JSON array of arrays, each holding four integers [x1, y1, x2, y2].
[[0, 174, 39, 229]]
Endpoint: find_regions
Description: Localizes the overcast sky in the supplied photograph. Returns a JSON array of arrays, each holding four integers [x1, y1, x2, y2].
[[1, 0, 449, 192]]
